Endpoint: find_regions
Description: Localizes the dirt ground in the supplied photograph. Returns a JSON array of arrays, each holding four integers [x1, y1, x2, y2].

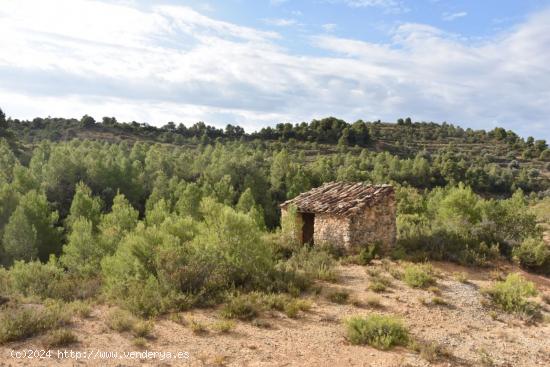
[[1, 261, 549, 367]]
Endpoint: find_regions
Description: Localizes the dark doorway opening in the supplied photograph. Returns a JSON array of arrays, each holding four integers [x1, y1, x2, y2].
[[301, 213, 315, 245]]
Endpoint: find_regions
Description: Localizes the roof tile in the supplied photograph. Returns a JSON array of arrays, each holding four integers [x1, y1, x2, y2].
[[280, 182, 394, 217]]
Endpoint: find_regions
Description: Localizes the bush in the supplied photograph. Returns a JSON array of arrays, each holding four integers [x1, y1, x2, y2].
[[483, 273, 539, 316], [283, 247, 337, 282], [513, 237, 550, 271], [0, 303, 70, 344], [326, 290, 350, 304], [220, 294, 260, 321], [102, 200, 279, 317], [43, 328, 78, 347], [211, 320, 235, 333], [69, 300, 92, 318], [403, 264, 436, 288], [368, 281, 387, 293], [9, 259, 74, 301], [188, 318, 207, 334], [105, 309, 136, 333], [357, 244, 378, 265], [345, 314, 409, 349], [133, 321, 153, 338]]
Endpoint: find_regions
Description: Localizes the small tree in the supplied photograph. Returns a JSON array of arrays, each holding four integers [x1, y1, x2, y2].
[[66, 182, 103, 230], [80, 115, 96, 128], [61, 218, 106, 277], [2, 208, 38, 262]]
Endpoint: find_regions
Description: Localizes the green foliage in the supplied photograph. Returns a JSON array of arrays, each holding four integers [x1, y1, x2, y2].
[[61, 218, 106, 277], [403, 264, 436, 288], [282, 247, 337, 282], [2, 190, 61, 263], [357, 244, 378, 265], [211, 320, 236, 333], [43, 328, 78, 347], [483, 273, 539, 316], [98, 193, 139, 254], [0, 302, 71, 344], [105, 309, 137, 333], [66, 182, 102, 230], [345, 314, 409, 349], [9, 258, 79, 301], [220, 294, 261, 321], [397, 185, 540, 265], [0, 139, 17, 184], [2, 208, 38, 262], [195, 198, 275, 289], [513, 237, 550, 272], [326, 290, 350, 304], [174, 182, 203, 219]]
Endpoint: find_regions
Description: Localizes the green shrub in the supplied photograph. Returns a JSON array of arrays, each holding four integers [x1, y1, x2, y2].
[[9, 259, 74, 301], [43, 328, 78, 347], [345, 314, 409, 349], [220, 294, 260, 321], [483, 273, 539, 316], [260, 293, 292, 311], [357, 244, 378, 265], [0, 304, 70, 344], [102, 200, 279, 317], [132, 337, 147, 349], [105, 309, 136, 333], [410, 340, 450, 362], [68, 300, 92, 318], [211, 320, 235, 333], [0, 268, 11, 295], [368, 281, 387, 293], [368, 273, 392, 293], [513, 237, 550, 270], [326, 290, 350, 304], [283, 247, 337, 282], [403, 264, 436, 288], [188, 318, 207, 334], [132, 321, 153, 338]]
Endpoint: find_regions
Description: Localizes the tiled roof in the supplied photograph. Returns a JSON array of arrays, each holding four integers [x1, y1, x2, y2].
[[280, 181, 394, 217]]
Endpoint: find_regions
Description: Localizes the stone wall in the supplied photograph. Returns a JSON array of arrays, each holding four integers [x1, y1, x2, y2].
[[281, 192, 396, 254], [313, 213, 351, 249], [348, 193, 397, 253]]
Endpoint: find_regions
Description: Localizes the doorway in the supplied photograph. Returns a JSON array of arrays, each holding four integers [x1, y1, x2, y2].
[[301, 213, 315, 245]]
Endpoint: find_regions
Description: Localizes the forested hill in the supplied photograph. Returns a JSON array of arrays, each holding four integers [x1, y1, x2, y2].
[[5, 114, 550, 162]]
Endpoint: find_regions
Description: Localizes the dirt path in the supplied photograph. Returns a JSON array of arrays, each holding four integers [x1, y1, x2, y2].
[[1, 262, 549, 367]]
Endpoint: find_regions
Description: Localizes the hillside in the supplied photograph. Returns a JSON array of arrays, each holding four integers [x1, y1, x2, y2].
[[2, 260, 549, 367], [1, 111, 550, 367]]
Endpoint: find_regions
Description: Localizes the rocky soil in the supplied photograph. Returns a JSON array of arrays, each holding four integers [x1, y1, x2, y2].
[[1, 261, 549, 367]]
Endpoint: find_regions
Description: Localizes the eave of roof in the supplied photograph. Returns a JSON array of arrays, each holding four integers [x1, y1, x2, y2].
[[280, 182, 394, 217]]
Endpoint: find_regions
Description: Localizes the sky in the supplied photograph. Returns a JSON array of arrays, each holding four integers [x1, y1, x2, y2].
[[0, 0, 549, 140]]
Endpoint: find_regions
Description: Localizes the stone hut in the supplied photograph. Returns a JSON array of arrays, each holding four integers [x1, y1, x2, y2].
[[280, 182, 396, 253]]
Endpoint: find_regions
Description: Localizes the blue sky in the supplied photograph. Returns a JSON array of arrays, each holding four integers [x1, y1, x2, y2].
[[0, 0, 549, 140]]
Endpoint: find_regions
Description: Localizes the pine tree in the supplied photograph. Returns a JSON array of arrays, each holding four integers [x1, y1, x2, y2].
[[2, 207, 38, 263], [98, 193, 139, 254], [66, 182, 103, 230], [61, 218, 105, 277]]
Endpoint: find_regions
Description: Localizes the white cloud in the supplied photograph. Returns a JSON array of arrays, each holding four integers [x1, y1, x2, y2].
[[338, 0, 409, 14], [0, 0, 549, 141], [322, 23, 338, 32], [270, 0, 289, 6], [443, 11, 468, 22], [263, 18, 298, 27]]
